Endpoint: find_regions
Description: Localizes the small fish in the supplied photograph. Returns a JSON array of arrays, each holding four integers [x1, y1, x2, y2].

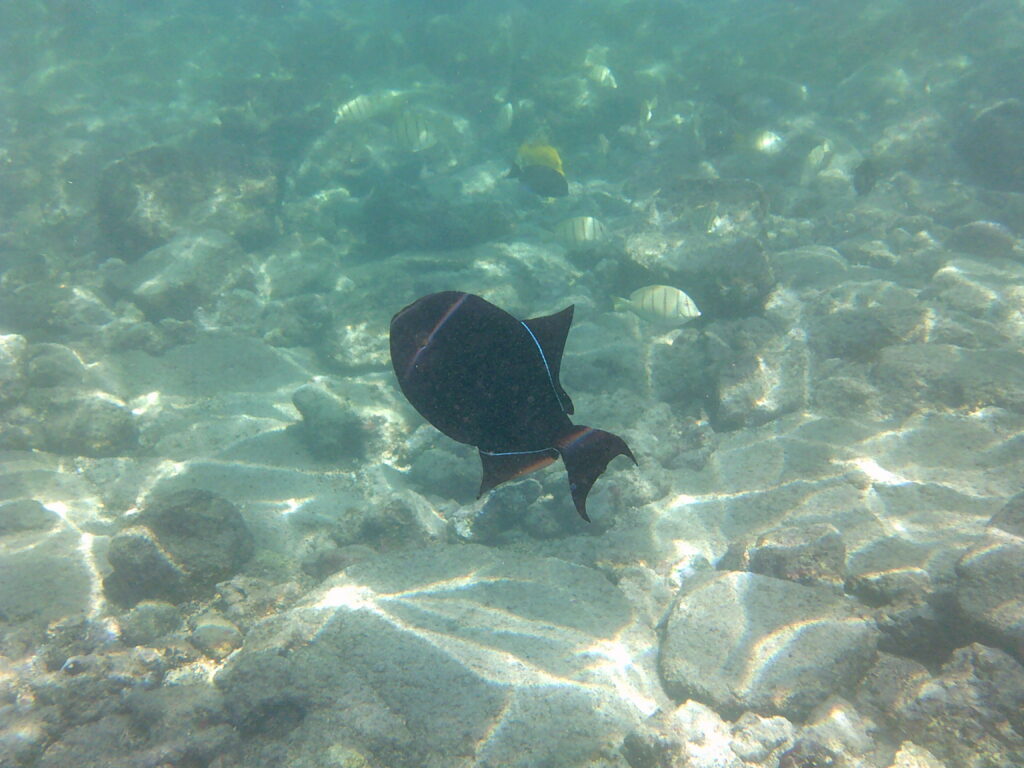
[[588, 64, 618, 89], [555, 216, 606, 247], [393, 112, 437, 152], [516, 143, 564, 175], [390, 292, 636, 521], [335, 90, 402, 124], [614, 285, 701, 324], [509, 164, 568, 198]]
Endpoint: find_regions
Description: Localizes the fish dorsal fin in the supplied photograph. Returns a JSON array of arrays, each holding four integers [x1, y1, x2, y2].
[[522, 305, 575, 415]]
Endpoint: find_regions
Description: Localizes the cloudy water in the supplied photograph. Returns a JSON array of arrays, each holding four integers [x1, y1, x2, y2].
[[1, 1, 1023, 766]]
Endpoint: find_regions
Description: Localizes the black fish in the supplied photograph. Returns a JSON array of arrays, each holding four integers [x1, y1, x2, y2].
[[508, 164, 569, 197], [390, 291, 636, 521]]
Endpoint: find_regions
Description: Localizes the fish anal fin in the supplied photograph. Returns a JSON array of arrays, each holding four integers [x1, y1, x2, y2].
[[523, 305, 575, 415], [555, 426, 637, 521], [478, 449, 558, 497]]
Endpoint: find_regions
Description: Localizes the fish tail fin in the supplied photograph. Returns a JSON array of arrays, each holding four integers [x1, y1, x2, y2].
[[555, 426, 637, 522], [478, 449, 558, 498], [612, 297, 630, 312]]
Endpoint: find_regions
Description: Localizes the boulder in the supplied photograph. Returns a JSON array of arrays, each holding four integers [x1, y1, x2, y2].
[[216, 544, 661, 768], [659, 571, 878, 721]]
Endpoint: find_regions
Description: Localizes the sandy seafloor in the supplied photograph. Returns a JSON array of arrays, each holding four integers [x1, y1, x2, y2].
[[2, 1, 1024, 766]]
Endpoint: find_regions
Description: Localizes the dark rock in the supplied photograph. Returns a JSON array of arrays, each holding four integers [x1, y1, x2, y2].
[[104, 490, 253, 606]]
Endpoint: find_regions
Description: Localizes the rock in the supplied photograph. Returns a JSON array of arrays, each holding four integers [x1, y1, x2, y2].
[[946, 220, 1018, 260], [0, 512, 94, 634], [989, 491, 1024, 537], [720, 522, 846, 592], [191, 613, 243, 659], [714, 325, 809, 430], [104, 490, 253, 606], [889, 644, 1024, 767], [359, 181, 512, 256], [25, 343, 87, 387], [777, 739, 841, 768], [119, 601, 182, 646], [623, 701, 794, 768], [954, 539, 1024, 661], [0, 499, 59, 535], [291, 382, 367, 462], [97, 143, 279, 261], [37, 684, 237, 768], [216, 544, 661, 768], [770, 246, 849, 288], [56, 393, 139, 458], [890, 741, 947, 768], [799, 696, 880, 766], [810, 308, 900, 361], [956, 99, 1024, 193], [259, 235, 341, 299], [104, 229, 253, 322], [0, 333, 27, 402], [659, 571, 879, 721], [622, 701, 741, 768], [874, 344, 1024, 415]]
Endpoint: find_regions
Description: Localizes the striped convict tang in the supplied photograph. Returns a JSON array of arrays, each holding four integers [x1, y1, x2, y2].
[[614, 285, 701, 324]]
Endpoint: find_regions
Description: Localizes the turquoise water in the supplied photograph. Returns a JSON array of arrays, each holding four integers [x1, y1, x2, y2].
[[1, 2, 1024, 766]]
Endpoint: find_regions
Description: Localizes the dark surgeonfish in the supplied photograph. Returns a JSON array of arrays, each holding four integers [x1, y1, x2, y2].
[[390, 291, 636, 521]]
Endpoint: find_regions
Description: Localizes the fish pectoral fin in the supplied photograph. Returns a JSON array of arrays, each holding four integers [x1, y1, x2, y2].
[[477, 449, 559, 497], [556, 426, 637, 522]]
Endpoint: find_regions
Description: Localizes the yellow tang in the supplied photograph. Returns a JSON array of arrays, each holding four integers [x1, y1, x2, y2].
[[516, 143, 564, 175]]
